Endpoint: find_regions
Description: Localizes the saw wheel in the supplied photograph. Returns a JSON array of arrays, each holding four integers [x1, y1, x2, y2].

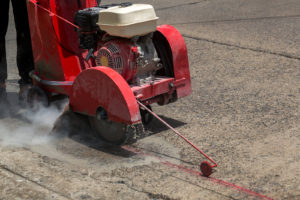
[[88, 107, 143, 145]]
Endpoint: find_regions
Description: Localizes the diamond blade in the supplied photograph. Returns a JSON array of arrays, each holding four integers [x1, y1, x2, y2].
[[88, 116, 129, 144]]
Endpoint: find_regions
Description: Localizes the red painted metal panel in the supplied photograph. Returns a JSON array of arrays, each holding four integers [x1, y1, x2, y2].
[[27, 0, 96, 85], [70, 67, 141, 124], [156, 25, 192, 98]]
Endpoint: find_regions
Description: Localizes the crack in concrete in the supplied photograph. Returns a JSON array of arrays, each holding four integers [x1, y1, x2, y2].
[[182, 34, 300, 60], [121, 180, 179, 200], [156, 1, 207, 11], [0, 164, 71, 200], [144, 166, 237, 200], [100, 177, 178, 200], [79, 174, 178, 199], [171, 14, 300, 25]]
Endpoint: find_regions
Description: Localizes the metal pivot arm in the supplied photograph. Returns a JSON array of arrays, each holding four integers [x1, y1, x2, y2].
[[137, 100, 218, 177]]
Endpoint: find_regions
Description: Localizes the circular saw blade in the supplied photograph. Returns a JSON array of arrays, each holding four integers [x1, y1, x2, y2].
[[88, 116, 141, 145]]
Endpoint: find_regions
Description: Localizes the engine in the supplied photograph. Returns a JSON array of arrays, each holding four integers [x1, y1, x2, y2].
[[96, 35, 162, 85], [74, 3, 164, 86]]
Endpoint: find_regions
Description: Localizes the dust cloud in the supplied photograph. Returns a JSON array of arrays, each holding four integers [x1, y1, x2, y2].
[[0, 102, 67, 147]]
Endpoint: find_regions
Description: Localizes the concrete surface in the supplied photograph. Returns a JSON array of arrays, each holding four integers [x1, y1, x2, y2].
[[1, 0, 299, 199]]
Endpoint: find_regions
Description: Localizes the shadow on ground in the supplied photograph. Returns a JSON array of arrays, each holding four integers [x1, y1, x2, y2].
[[51, 106, 186, 158]]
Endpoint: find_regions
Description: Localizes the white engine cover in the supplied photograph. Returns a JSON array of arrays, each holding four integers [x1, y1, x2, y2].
[[97, 4, 159, 38]]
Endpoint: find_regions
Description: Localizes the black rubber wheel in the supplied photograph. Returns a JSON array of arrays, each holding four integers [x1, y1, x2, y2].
[[140, 105, 153, 125], [27, 86, 49, 110]]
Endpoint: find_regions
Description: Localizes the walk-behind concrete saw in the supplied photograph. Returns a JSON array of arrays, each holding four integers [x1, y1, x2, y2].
[[26, 0, 217, 177]]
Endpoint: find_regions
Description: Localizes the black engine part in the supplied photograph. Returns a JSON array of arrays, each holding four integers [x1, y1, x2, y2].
[[74, 7, 103, 32], [74, 3, 133, 49], [74, 7, 104, 49]]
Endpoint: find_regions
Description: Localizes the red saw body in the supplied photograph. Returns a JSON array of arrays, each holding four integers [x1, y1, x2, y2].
[[26, 0, 192, 144]]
